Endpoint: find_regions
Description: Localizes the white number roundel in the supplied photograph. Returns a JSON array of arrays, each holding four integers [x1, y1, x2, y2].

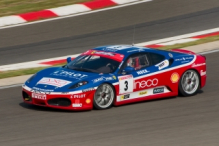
[[118, 75, 134, 94]]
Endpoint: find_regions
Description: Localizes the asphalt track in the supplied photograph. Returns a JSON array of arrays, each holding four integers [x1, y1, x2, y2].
[[1, 0, 219, 145], [1, 0, 219, 65], [0, 51, 218, 146]]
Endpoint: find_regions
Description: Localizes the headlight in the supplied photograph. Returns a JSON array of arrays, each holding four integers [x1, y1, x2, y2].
[[27, 74, 36, 83], [69, 81, 88, 89]]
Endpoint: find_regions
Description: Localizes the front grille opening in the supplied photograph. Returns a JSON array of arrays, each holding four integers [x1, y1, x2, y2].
[[48, 98, 71, 107], [36, 102, 46, 106], [22, 91, 32, 101]]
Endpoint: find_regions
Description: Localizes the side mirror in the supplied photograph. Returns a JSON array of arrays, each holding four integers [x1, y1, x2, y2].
[[67, 57, 72, 63], [122, 66, 135, 74]]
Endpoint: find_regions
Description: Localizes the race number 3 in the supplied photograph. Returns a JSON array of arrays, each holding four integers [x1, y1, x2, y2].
[[118, 75, 134, 94]]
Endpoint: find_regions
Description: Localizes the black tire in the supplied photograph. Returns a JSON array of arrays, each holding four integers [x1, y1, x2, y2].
[[179, 70, 200, 97], [93, 83, 115, 110]]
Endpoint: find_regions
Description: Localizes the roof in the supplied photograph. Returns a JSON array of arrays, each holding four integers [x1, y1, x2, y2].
[[92, 45, 153, 55]]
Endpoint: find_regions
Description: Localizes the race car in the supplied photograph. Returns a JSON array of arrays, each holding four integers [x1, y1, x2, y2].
[[22, 45, 206, 110]]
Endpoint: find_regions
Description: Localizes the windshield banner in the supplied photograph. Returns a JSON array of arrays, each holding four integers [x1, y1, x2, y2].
[[82, 50, 124, 62]]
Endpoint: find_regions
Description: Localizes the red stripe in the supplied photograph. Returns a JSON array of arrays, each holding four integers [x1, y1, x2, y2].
[[145, 44, 164, 48], [40, 58, 75, 66], [192, 31, 219, 39], [19, 10, 58, 21], [83, 0, 116, 9]]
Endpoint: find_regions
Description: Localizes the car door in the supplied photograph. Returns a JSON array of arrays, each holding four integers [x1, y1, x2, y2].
[[117, 52, 171, 102], [117, 53, 151, 100]]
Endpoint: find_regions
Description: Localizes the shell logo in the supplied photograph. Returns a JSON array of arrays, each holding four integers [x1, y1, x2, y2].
[[86, 98, 91, 104], [171, 72, 179, 83]]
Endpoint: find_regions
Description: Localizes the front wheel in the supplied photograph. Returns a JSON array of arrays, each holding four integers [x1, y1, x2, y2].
[[179, 70, 200, 96], [93, 83, 115, 110]]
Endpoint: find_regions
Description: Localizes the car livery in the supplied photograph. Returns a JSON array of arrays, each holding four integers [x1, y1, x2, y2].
[[22, 45, 206, 110]]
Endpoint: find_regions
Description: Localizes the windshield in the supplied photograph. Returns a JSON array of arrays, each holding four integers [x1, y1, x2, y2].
[[65, 55, 121, 73]]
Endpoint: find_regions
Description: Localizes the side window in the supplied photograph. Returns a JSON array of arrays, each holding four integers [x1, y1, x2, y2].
[[123, 54, 149, 71], [148, 53, 165, 65]]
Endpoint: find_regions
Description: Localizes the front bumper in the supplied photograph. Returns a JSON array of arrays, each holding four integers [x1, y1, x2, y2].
[[22, 85, 95, 111]]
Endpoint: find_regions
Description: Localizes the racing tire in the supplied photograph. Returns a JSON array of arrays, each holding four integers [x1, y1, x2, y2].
[[179, 70, 200, 97], [93, 83, 115, 110]]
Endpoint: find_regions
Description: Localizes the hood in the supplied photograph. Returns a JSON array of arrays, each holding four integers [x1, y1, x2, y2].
[[25, 67, 117, 92]]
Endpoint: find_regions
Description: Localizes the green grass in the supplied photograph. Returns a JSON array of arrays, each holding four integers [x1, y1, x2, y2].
[[1, 35, 219, 79], [0, 0, 93, 17], [0, 63, 66, 79]]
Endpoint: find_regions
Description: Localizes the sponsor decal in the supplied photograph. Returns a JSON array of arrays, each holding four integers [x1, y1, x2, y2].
[[138, 48, 145, 52], [103, 45, 131, 52], [135, 78, 158, 89], [181, 60, 190, 63], [153, 87, 164, 94], [92, 51, 115, 56], [139, 91, 147, 95], [168, 53, 173, 58], [91, 51, 96, 54], [86, 99, 91, 104], [170, 72, 179, 83], [37, 77, 71, 87], [127, 48, 145, 53], [72, 103, 82, 107], [200, 70, 206, 76], [127, 50, 138, 53], [32, 93, 46, 100], [31, 89, 51, 94], [73, 94, 86, 98], [32, 87, 54, 92], [175, 56, 194, 61], [118, 75, 133, 81], [192, 63, 206, 67], [92, 76, 114, 83], [105, 77, 114, 81], [72, 99, 82, 107], [155, 60, 169, 70], [24, 98, 30, 101], [82, 88, 95, 92], [113, 76, 117, 80], [93, 77, 104, 83], [175, 58, 185, 61], [52, 70, 88, 79], [120, 94, 130, 100], [136, 69, 149, 75], [185, 57, 194, 59]]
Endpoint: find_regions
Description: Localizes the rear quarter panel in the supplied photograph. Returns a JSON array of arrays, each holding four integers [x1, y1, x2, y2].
[[190, 54, 207, 88]]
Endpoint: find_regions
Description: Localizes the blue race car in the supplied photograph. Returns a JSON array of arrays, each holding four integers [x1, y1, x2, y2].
[[22, 45, 206, 110]]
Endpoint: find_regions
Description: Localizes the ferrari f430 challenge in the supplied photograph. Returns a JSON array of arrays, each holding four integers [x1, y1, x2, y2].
[[22, 45, 206, 110]]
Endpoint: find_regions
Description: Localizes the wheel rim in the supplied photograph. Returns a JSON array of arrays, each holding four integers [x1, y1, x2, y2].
[[94, 84, 114, 108], [181, 70, 199, 94]]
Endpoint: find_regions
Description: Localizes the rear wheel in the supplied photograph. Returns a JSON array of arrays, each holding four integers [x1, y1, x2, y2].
[[179, 70, 200, 96], [93, 83, 115, 110]]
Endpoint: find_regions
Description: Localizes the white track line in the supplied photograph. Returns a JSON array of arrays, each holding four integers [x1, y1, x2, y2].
[[0, 84, 23, 89], [136, 27, 219, 46], [199, 49, 219, 55]]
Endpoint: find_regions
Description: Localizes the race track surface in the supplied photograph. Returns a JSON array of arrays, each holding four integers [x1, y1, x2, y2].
[[1, 0, 219, 145], [0, 51, 218, 146], [0, 0, 219, 65]]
